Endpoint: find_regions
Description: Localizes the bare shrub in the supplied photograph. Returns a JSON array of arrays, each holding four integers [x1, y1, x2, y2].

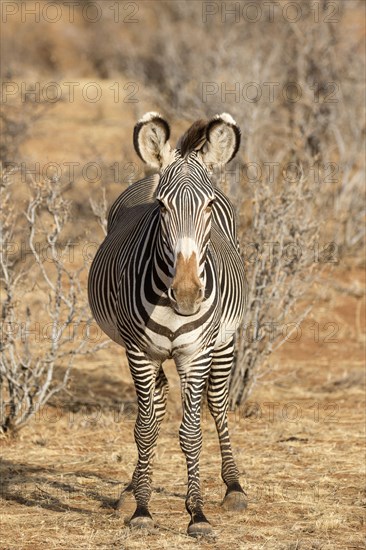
[[227, 169, 321, 407], [0, 167, 108, 434]]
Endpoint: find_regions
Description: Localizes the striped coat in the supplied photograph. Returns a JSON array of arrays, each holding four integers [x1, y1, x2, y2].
[[88, 113, 247, 536]]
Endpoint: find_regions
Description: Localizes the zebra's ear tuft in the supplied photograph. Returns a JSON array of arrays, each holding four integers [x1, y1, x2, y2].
[[133, 112, 172, 170], [201, 113, 241, 167]]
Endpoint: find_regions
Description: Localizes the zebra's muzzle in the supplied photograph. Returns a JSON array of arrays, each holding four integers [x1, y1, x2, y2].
[[168, 285, 204, 316], [169, 252, 204, 316]]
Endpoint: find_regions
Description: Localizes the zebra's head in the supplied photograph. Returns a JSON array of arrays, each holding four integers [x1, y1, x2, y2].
[[133, 112, 241, 316]]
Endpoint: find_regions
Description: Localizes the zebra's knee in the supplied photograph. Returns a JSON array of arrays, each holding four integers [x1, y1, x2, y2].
[[179, 423, 203, 456], [134, 412, 159, 445]]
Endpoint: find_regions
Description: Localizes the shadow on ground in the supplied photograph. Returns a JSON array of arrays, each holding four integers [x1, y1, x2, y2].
[[0, 459, 186, 515], [0, 459, 125, 513]]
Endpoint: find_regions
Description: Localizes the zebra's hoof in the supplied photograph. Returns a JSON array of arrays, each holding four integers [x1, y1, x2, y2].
[[222, 490, 247, 511], [187, 521, 213, 537]]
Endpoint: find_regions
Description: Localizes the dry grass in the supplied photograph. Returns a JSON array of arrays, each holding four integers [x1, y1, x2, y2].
[[1, 266, 365, 549]]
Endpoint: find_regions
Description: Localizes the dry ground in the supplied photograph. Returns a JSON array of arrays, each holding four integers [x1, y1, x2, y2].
[[1, 265, 365, 549]]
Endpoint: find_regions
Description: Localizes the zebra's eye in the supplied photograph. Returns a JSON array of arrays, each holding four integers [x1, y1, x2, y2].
[[157, 200, 167, 213], [206, 200, 214, 212]]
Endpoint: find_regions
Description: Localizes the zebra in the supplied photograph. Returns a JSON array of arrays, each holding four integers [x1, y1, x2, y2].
[[88, 112, 247, 536]]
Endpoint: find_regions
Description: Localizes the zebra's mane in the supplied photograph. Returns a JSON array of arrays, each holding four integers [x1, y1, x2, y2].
[[178, 119, 208, 157]]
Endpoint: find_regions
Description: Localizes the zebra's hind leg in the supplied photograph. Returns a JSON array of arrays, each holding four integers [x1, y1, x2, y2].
[[116, 366, 169, 510], [207, 339, 247, 512], [177, 353, 213, 537]]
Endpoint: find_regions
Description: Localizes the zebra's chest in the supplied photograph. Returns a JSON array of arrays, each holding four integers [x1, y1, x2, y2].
[[147, 299, 219, 356], [117, 264, 219, 360]]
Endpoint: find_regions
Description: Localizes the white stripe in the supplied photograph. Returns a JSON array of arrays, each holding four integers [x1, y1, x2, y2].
[[176, 237, 198, 261]]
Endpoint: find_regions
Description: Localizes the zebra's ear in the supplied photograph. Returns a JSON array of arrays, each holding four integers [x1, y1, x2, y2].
[[201, 113, 241, 167], [133, 112, 172, 170]]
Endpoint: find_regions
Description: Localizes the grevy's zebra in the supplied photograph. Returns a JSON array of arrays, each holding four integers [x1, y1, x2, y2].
[[88, 112, 247, 536]]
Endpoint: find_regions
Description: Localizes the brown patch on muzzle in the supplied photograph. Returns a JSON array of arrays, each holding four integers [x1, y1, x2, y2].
[[170, 252, 204, 315]]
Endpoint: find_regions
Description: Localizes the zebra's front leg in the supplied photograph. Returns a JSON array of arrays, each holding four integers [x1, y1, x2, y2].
[[127, 350, 163, 529], [178, 355, 213, 537], [117, 366, 169, 509], [208, 338, 247, 511]]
